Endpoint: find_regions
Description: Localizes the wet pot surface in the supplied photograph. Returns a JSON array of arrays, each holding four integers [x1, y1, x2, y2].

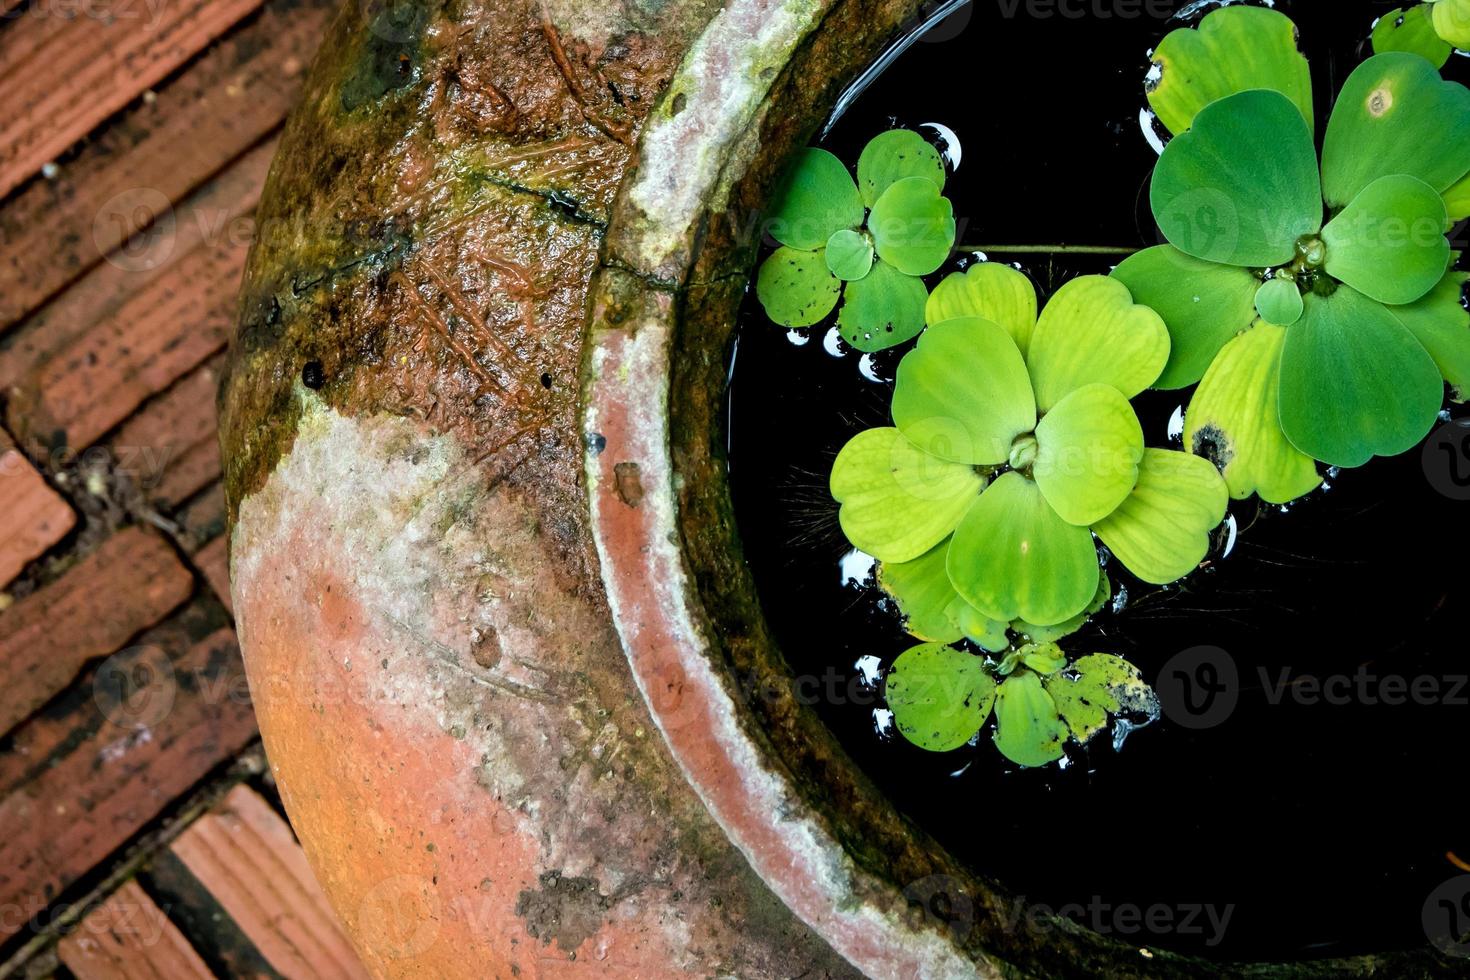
[[727, 0, 1470, 962]]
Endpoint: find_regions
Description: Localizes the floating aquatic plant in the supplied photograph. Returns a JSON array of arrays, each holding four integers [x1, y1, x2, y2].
[[1121, 6, 1470, 501], [1373, 0, 1470, 68], [885, 641, 1159, 767], [831, 271, 1229, 629], [756, 129, 956, 351]]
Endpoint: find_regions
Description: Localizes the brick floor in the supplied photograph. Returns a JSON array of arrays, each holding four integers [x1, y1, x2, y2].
[[0, 0, 364, 973]]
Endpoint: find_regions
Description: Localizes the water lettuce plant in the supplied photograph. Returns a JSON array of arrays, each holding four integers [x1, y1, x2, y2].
[[831, 271, 1229, 629], [1373, 0, 1470, 68], [756, 129, 956, 351], [885, 641, 1158, 767], [1121, 6, 1470, 501]]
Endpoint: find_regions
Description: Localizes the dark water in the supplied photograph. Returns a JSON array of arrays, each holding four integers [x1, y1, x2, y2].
[[727, 0, 1470, 963]]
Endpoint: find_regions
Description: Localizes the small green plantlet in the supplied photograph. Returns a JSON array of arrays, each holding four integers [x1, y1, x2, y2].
[[755, 130, 956, 351], [831, 269, 1228, 629], [884, 642, 1159, 767], [1123, 7, 1470, 501], [1373, 0, 1470, 66]]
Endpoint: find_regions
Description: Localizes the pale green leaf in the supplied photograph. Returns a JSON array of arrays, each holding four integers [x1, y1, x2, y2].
[[1151, 90, 1323, 268], [836, 260, 929, 352], [1321, 52, 1470, 208], [1184, 321, 1322, 503], [1322, 174, 1450, 305], [993, 670, 1068, 768], [879, 539, 1009, 650], [886, 644, 995, 752], [756, 247, 840, 327], [1373, 5, 1452, 68], [830, 427, 985, 563], [1387, 265, 1470, 399], [947, 472, 1100, 627], [1111, 246, 1260, 390], [1044, 654, 1158, 746], [857, 129, 946, 207], [766, 148, 863, 249], [1026, 275, 1170, 412], [1092, 449, 1227, 585], [1146, 6, 1313, 137], [1255, 277, 1304, 326], [1279, 286, 1444, 467], [1013, 573, 1111, 645], [892, 317, 1036, 466], [926, 263, 1039, 355], [1033, 383, 1145, 527], [869, 177, 956, 276], [1432, 0, 1470, 47], [825, 228, 874, 282], [1445, 169, 1470, 223], [1020, 642, 1068, 676]]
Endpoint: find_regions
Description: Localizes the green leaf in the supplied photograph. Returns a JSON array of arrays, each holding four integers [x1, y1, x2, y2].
[[1026, 275, 1171, 412], [825, 229, 874, 281], [766, 148, 863, 250], [1322, 175, 1450, 306], [1111, 246, 1260, 390], [1320, 52, 1470, 208], [857, 129, 947, 207], [1278, 286, 1444, 467], [756, 247, 841, 327], [886, 644, 995, 753], [830, 427, 986, 563], [1445, 170, 1470, 223], [926, 263, 1038, 355], [1146, 6, 1313, 137], [1032, 383, 1145, 527], [879, 539, 1009, 651], [1373, 6, 1452, 68], [1020, 642, 1068, 676], [1092, 449, 1227, 585], [1014, 573, 1111, 645], [1255, 277, 1304, 327], [1045, 654, 1158, 746], [947, 472, 1100, 627], [1386, 265, 1470, 400], [1184, 322, 1322, 504], [1151, 90, 1323, 269], [993, 670, 1068, 768], [836, 260, 929, 352], [869, 177, 956, 277], [893, 317, 1036, 466], [1432, 0, 1470, 49]]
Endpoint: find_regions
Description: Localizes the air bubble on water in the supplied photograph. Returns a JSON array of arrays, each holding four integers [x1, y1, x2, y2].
[[785, 329, 811, 347], [949, 760, 973, 778], [859, 353, 884, 383], [1167, 405, 1186, 442], [854, 654, 883, 689], [1220, 513, 1239, 559], [1057, 754, 1073, 770], [1143, 62, 1163, 92], [873, 708, 895, 740], [839, 548, 876, 588], [823, 325, 848, 358], [1139, 108, 1167, 156], [1111, 583, 1129, 614], [920, 121, 962, 171]]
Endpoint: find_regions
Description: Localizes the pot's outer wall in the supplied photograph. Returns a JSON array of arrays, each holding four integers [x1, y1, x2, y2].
[[219, 0, 869, 975]]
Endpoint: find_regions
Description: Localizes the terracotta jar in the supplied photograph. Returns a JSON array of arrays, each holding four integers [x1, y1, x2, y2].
[[219, 1, 1450, 976]]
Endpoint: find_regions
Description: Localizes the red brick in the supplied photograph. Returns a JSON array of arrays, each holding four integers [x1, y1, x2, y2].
[[172, 785, 369, 980], [0, 621, 257, 942], [193, 535, 232, 616], [57, 880, 213, 980], [0, 0, 330, 332], [0, 427, 76, 588], [0, 0, 266, 200], [108, 359, 222, 509], [2, 142, 272, 452], [0, 526, 192, 736]]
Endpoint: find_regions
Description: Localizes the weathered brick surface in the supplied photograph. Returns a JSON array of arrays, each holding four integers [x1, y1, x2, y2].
[[0, 0, 329, 332], [56, 880, 214, 980], [0, 0, 266, 200], [108, 359, 223, 509], [0, 527, 192, 737], [192, 536, 233, 616], [0, 617, 257, 943], [0, 427, 75, 588], [2, 142, 272, 452], [171, 785, 368, 980]]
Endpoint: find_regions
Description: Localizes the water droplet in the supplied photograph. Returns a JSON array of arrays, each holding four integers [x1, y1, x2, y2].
[[823, 325, 848, 358], [1167, 405, 1186, 442], [919, 121, 962, 171], [873, 708, 895, 739], [785, 328, 811, 347], [1138, 108, 1167, 156], [839, 548, 876, 587], [1220, 513, 1239, 559], [854, 654, 883, 688]]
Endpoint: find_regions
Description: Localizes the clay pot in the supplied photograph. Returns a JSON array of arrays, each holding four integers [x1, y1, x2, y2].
[[219, 1, 1452, 977]]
